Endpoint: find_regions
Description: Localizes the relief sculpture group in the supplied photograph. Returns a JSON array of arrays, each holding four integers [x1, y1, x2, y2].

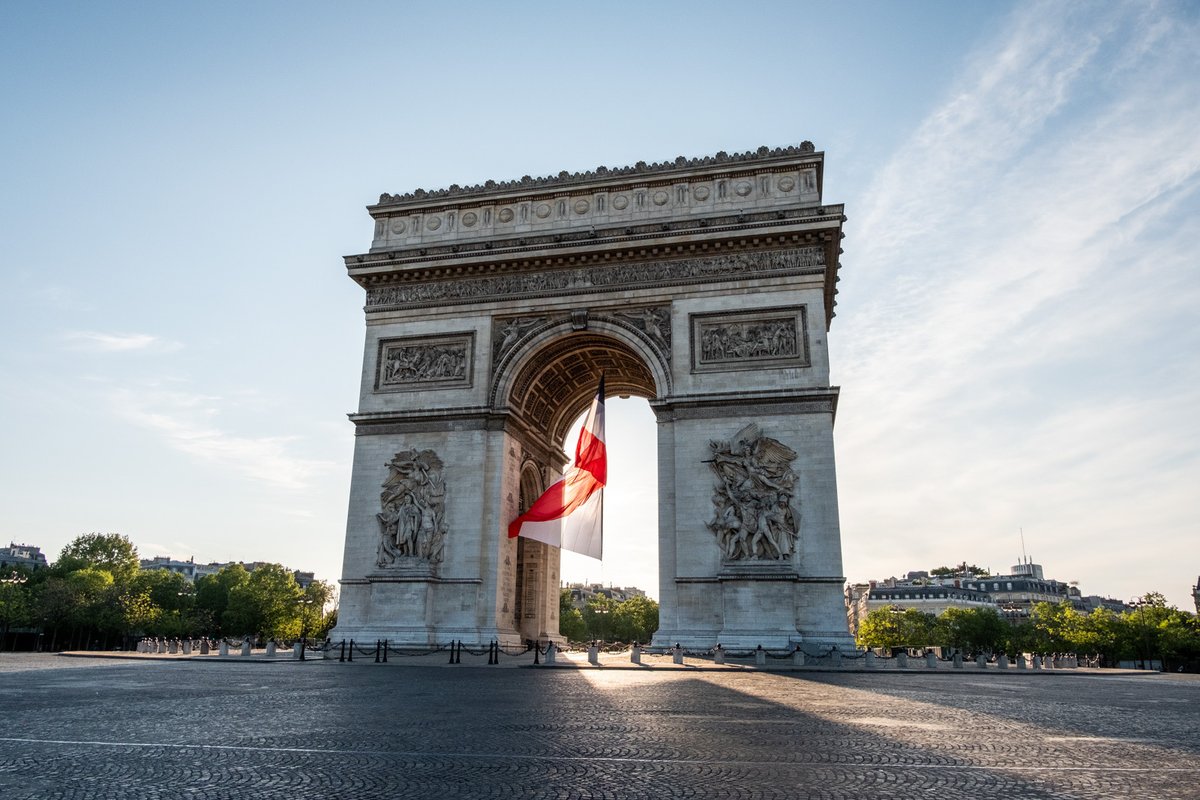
[[706, 424, 800, 561]]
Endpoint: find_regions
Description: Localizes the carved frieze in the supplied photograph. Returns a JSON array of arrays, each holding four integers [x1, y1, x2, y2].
[[366, 248, 823, 311], [492, 316, 546, 365], [610, 306, 671, 351], [376, 333, 473, 392], [705, 424, 799, 562], [690, 306, 809, 373], [376, 449, 448, 569]]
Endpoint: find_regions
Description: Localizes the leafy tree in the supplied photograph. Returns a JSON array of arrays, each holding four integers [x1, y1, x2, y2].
[[0, 576, 33, 646], [935, 607, 1008, 655], [55, 533, 139, 585], [195, 564, 250, 635], [930, 564, 988, 578], [559, 589, 587, 642], [581, 594, 615, 642], [611, 595, 659, 644], [856, 607, 937, 650], [224, 563, 302, 640]]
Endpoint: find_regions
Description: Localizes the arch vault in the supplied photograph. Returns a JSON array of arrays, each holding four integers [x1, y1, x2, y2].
[[332, 143, 854, 649]]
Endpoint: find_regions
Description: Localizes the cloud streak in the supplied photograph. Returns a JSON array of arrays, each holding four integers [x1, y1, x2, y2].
[[63, 331, 182, 353], [835, 1, 1200, 606]]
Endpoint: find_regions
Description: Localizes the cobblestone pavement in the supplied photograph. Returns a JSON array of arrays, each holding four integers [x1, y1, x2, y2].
[[0, 655, 1197, 799]]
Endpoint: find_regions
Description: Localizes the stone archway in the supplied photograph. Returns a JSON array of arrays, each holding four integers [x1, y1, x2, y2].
[[331, 143, 855, 650]]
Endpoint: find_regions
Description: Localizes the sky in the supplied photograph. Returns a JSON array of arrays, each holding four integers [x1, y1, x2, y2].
[[1, 1, 1197, 610]]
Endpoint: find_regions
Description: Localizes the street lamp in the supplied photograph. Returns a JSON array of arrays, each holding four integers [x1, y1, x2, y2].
[[297, 598, 315, 661], [1129, 598, 1154, 671]]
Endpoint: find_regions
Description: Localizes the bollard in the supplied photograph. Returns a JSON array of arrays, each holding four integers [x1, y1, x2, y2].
[[448, 641, 457, 664], [182, 639, 192, 655], [545, 641, 556, 665], [896, 651, 908, 669], [1032, 655, 1041, 669], [976, 654, 987, 669], [864, 650, 876, 668], [830, 648, 842, 668], [455, 640, 462, 664], [925, 651, 937, 669], [715, 645, 727, 665], [383, 639, 388, 663], [533, 641, 540, 665], [200, 639, 209, 655], [219, 640, 229, 657], [374, 640, 381, 663], [791, 647, 804, 667], [488, 640, 497, 665], [348, 639, 355, 662], [339, 640, 346, 662], [754, 645, 766, 667], [997, 654, 1009, 669], [673, 644, 685, 665], [952, 652, 963, 669], [630, 644, 641, 665], [266, 641, 276, 658], [1016, 654, 1027, 670], [587, 643, 599, 665], [293, 642, 302, 659], [240, 639, 251, 657]]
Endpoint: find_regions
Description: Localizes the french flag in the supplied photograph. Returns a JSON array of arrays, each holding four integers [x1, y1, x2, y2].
[[508, 375, 606, 559]]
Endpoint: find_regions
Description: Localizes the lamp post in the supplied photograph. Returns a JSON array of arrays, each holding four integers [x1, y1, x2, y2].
[[297, 598, 315, 661], [1130, 598, 1154, 670]]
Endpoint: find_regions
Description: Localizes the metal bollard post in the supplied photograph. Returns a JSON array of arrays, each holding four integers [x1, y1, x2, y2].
[[533, 641, 540, 665], [456, 640, 462, 664], [715, 644, 727, 665], [925, 651, 937, 669], [864, 650, 876, 668], [791, 647, 804, 667], [340, 640, 346, 662], [374, 640, 381, 663], [896, 651, 908, 669], [348, 639, 355, 662], [754, 645, 766, 667], [382, 639, 388, 663], [545, 641, 556, 665], [631, 643, 641, 664]]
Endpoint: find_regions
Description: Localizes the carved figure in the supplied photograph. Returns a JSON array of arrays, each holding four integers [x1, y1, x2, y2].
[[705, 424, 799, 561], [493, 316, 544, 362], [614, 306, 671, 349], [376, 449, 447, 568]]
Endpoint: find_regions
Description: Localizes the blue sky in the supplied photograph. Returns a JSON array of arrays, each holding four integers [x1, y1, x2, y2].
[[2, 1, 1197, 609]]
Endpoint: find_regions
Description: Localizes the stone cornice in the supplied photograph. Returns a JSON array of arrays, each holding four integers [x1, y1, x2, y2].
[[372, 143, 818, 208]]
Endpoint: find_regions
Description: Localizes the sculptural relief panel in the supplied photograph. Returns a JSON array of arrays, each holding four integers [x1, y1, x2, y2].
[[375, 333, 474, 392], [376, 449, 448, 570], [705, 424, 799, 562], [690, 306, 809, 373]]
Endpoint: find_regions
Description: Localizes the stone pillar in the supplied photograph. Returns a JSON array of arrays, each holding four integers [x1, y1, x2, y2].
[[925, 651, 937, 669], [182, 639, 192, 655], [975, 654, 987, 668], [830, 648, 842, 668], [952, 652, 963, 669], [864, 651, 876, 668], [545, 642, 556, 665], [200, 639, 210, 655], [241, 639, 252, 657], [1032, 655, 1042, 669], [754, 646, 766, 667], [266, 641, 276, 657], [895, 651, 908, 669], [219, 640, 229, 657], [1016, 654, 1026, 669], [673, 644, 685, 665], [587, 644, 599, 665], [792, 648, 805, 667], [714, 646, 726, 665], [293, 642, 302, 659], [997, 654, 1009, 669], [630, 644, 641, 664]]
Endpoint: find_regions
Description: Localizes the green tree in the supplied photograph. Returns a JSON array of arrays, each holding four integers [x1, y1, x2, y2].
[[55, 533, 140, 586], [935, 607, 1008, 655], [195, 564, 250, 635], [559, 590, 587, 642], [610, 595, 659, 644], [224, 563, 302, 640], [582, 594, 615, 642], [856, 607, 937, 650], [0, 576, 33, 647]]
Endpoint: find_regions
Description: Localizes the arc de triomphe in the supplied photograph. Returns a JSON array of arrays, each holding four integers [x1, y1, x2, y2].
[[331, 143, 854, 650]]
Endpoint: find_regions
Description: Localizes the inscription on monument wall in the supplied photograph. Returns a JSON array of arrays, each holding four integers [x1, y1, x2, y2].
[[376, 449, 448, 569], [690, 306, 809, 373], [376, 333, 474, 392], [706, 424, 799, 562], [366, 248, 823, 311]]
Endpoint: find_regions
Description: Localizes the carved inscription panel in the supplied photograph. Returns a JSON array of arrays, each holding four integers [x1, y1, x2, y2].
[[690, 306, 809, 373], [376, 333, 474, 392]]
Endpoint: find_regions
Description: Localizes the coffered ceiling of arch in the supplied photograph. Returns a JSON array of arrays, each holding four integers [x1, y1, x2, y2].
[[508, 333, 657, 448]]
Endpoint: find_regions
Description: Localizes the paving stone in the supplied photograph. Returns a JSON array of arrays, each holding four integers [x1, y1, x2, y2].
[[0, 656, 1196, 799]]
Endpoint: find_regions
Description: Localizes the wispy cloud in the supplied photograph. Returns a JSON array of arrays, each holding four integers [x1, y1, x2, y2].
[[836, 1, 1200, 605], [62, 330, 182, 353], [109, 385, 337, 491]]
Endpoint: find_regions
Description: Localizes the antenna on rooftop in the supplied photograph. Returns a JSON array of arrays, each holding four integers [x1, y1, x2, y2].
[[1019, 527, 1028, 565]]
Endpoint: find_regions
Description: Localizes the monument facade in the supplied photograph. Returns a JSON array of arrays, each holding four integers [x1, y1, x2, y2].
[[331, 143, 854, 649]]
